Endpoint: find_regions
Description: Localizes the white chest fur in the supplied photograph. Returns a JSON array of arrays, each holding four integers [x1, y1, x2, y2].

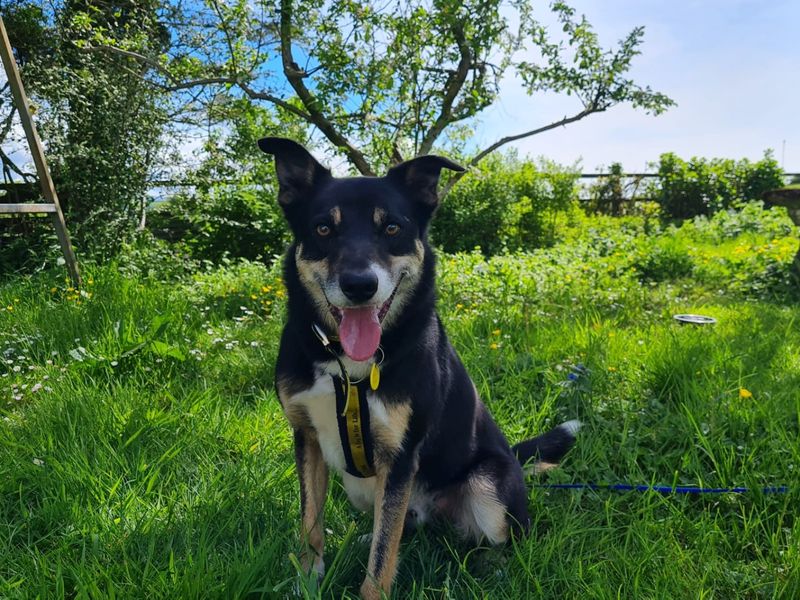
[[286, 367, 427, 517], [287, 374, 347, 471], [286, 367, 397, 477]]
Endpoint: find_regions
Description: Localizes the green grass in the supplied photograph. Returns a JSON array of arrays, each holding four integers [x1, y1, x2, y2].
[[2, 208, 799, 598]]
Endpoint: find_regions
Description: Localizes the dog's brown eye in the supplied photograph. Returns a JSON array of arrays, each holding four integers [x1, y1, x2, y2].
[[385, 223, 400, 236], [316, 224, 331, 237]]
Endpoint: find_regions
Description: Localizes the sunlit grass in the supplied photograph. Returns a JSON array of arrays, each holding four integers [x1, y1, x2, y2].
[[2, 209, 799, 598]]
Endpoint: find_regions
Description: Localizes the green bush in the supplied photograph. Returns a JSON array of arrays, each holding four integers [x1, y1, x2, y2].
[[586, 162, 642, 216], [0, 215, 64, 280], [689, 201, 795, 242], [148, 184, 289, 263], [632, 236, 694, 282], [432, 153, 579, 255], [647, 152, 784, 219]]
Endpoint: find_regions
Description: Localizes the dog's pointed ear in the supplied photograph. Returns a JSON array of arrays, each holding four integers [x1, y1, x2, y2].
[[387, 155, 465, 207], [258, 137, 331, 206]]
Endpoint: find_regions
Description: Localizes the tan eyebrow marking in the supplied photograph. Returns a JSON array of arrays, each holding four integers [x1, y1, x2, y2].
[[373, 207, 387, 227], [330, 206, 342, 226]]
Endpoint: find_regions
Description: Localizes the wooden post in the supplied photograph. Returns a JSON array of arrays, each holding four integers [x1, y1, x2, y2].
[[0, 16, 81, 287]]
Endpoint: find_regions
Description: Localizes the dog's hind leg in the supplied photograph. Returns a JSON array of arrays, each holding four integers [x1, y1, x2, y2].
[[446, 455, 531, 544], [293, 427, 329, 577]]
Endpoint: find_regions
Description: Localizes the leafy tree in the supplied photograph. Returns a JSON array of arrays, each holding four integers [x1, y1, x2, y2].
[[52, 0, 170, 255], [2, 0, 170, 258], [79, 0, 674, 192], [0, 1, 52, 185]]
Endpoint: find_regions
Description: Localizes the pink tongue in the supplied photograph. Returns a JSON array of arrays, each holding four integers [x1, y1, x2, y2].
[[339, 307, 381, 362]]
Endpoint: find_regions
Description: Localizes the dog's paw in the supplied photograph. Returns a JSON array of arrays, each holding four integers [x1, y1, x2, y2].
[[290, 551, 325, 596], [291, 559, 325, 597], [359, 578, 385, 600], [307, 555, 325, 579]]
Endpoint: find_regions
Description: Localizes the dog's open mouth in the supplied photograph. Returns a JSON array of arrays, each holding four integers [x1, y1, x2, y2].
[[329, 277, 402, 362]]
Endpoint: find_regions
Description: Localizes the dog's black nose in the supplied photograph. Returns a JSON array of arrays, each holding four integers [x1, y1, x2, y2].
[[340, 270, 378, 303]]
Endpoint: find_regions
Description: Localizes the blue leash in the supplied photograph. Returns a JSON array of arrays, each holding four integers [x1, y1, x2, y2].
[[535, 483, 789, 494]]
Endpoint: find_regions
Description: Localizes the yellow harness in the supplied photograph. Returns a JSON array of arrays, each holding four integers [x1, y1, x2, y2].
[[313, 324, 380, 478]]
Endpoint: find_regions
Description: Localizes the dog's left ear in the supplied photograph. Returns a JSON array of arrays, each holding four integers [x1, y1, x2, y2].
[[387, 155, 465, 207]]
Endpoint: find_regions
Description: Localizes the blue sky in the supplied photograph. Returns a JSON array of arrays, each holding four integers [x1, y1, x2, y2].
[[477, 0, 800, 172]]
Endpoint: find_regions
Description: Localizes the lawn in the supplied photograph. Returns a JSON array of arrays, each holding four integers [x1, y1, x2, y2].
[[1, 206, 799, 598]]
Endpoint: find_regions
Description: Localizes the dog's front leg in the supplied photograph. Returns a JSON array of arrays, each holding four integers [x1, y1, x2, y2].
[[293, 427, 329, 577], [360, 453, 417, 600]]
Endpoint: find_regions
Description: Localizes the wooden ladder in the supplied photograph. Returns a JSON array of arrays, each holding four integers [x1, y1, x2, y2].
[[0, 16, 81, 287]]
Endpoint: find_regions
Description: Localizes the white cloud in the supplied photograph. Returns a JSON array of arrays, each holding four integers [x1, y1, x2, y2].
[[473, 0, 800, 172]]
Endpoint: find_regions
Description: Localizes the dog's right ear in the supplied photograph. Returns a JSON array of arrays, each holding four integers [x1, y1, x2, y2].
[[257, 137, 331, 206]]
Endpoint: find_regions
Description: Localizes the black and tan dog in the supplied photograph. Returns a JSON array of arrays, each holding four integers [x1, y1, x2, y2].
[[258, 137, 579, 599]]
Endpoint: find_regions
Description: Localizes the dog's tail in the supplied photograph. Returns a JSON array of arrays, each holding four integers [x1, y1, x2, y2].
[[511, 420, 581, 475]]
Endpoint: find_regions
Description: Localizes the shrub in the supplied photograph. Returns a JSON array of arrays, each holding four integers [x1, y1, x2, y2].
[[689, 201, 796, 242], [115, 232, 202, 283], [0, 215, 64, 280], [148, 184, 289, 263], [647, 152, 784, 219], [632, 236, 694, 282], [432, 152, 579, 255], [586, 162, 649, 216]]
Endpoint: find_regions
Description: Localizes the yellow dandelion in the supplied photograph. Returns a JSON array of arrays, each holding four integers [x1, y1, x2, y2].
[[490, 343, 499, 350], [50, 287, 57, 293], [739, 388, 753, 399], [608, 366, 617, 372], [492, 329, 501, 336], [6, 305, 13, 311], [261, 286, 271, 293], [250, 294, 258, 300]]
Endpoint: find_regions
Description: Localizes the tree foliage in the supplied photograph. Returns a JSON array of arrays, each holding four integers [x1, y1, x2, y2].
[[1, 1, 170, 258], [1, 0, 675, 269], [78, 0, 674, 185]]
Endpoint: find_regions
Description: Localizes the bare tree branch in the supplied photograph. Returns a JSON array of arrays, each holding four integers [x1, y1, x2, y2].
[[236, 80, 311, 121], [77, 43, 314, 123], [278, 0, 374, 175], [439, 106, 603, 198], [0, 146, 37, 183], [417, 22, 472, 156]]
